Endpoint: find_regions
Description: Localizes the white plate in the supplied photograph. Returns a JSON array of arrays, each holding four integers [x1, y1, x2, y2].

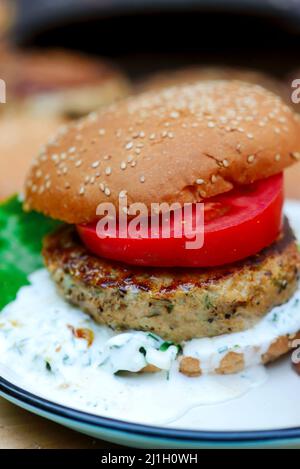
[[0, 200, 300, 448]]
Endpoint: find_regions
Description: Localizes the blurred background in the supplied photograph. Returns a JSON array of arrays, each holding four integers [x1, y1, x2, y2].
[[1, 0, 300, 199]]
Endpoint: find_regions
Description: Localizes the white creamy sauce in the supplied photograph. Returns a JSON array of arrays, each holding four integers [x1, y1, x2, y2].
[[0, 269, 268, 425], [0, 201, 299, 426], [184, 289, 300, 373]]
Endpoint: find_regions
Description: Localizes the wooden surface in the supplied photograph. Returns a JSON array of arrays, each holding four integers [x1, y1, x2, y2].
[[0, 398, 119, 449], [0, 164, 300, 449]]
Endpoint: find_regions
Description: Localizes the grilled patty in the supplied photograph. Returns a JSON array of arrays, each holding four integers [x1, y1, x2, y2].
[[43, 218, 300, 342]]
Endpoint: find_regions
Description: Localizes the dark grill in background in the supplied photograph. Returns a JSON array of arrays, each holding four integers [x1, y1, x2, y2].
[[12, 0, 300, 79]]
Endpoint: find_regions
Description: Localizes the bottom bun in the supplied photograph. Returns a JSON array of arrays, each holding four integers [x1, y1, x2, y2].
[[179, 331, 300, 377], [179, 283, 300, 376]]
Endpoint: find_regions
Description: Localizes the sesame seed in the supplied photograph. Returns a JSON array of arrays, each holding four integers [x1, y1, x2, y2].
[[125, 142, 133, 150], [167, 132, 174, 138], [119, 190, 127, 198], [68, 146, 76, 154], [75, 160, 82, 167], [79, 186, 85, 196], [207, 121, 215, 128], [196, 178, 204, 185], [60, 152, 67, 160], [139, 131, 145, 138], [35, 170, 42, 178], [127, 155, 133, 163], [105, 166, 112, 175], [211, 175, 217, 183], [99, 128, 106, 136], [91, 161, 100, 169], [149, 133, 156, 140], [199, 190, 206, 197], [140, 175, 145, 183], [88, 112, 98, 122], [247, 133, 253, 139], [247, 155, 255, 163], [45, 180, 51, 189], [58, 125, 68, 135], [99, 183, 105, 191], [170, 111, 179, 119], [104, 187, 111, 196], [120, 161, 127, 170], [222, 159, 230, 168], [64, 182, 70, 189], [135, 148, 141, 155], [131, 161, 137, 167], [275, 154, 281, 162]]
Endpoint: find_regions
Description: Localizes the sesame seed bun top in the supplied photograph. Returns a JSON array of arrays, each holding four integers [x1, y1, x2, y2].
[[24, 80, 300, 224]]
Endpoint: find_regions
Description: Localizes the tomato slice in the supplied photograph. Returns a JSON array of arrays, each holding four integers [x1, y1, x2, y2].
[[77, 173, 283, 267]]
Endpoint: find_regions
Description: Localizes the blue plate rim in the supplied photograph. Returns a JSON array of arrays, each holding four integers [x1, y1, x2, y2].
[[1, 375, 300, 443]]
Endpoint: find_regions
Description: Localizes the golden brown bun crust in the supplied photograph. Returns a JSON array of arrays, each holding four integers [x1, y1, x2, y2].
[[25, 80, 300, 224]]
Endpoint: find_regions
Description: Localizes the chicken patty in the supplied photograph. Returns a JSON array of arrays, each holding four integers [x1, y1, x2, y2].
[[43, 218, 300, 342]]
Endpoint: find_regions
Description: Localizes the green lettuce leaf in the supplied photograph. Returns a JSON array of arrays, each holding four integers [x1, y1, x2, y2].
[[0, 196, 61, 310]]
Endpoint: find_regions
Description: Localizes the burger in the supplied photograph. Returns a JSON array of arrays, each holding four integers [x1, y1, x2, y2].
[[2, 48, 130, 118], [23, 80, 300, 377]]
